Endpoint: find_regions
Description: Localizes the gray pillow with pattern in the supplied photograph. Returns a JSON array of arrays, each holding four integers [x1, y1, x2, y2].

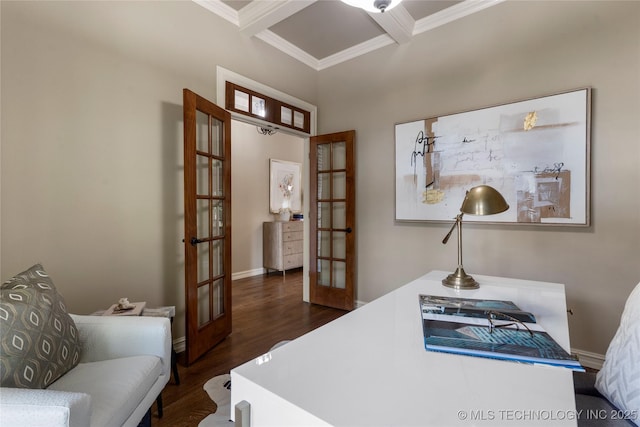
[[595, 281, 640, 426], [0, 264, 81, 388]]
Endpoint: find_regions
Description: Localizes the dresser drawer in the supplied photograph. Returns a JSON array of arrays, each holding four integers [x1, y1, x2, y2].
[[283, 239, 303, 255], [283, 231, 303, 242], [282, 222, 303, 233], [283, 253, 303, 269]]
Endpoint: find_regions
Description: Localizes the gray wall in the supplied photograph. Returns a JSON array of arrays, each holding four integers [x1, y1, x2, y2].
[[316, 1, 640, 356], [0, 1, 313, 338], [2, 0, 639, 359]]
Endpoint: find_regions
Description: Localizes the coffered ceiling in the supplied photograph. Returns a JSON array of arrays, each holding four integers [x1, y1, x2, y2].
[[194, 0, 504, 70]]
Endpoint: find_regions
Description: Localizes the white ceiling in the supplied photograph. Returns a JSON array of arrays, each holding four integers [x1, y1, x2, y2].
[[194, 0, 504, 70]]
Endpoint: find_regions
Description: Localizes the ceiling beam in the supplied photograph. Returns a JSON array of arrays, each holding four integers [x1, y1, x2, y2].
[[239, 0, 316, 37], [368, 4, 414, 45]]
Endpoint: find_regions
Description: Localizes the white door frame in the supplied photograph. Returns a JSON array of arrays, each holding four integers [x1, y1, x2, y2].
[[216, 66, 317, 302]]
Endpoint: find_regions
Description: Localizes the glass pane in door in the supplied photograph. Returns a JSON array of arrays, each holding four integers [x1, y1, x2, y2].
[[318, 173, 331, 199], [318, 259, 331, 287], [213, 278, 224, 318], [333, 261, 346, 289], [332, 141, 346, 169], [197, 244, 210, 283], [318, 202, 331, 228], [196, 111, 209, 153], [333, 232, 346, 259], [212, 200, 224, 237], [333, 172, 346, 199], [197, 284, 210, 326], [212, 239, 224, 276], [333, 202, 346, 229], [211, 118, 224, 157], [317, 144, 331, 171], [197, 155, 209, 196], [212, 159, 224, 196], [318, 231, 331, 257], [196, 199, 209, 241]]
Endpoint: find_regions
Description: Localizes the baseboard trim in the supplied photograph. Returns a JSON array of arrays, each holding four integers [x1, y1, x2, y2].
[[232, 268, 265, 280], [173, 336, 186, 353], [572, 348, 605, 370]]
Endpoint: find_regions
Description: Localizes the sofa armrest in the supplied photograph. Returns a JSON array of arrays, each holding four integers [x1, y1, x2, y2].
[[70, 314, 171, 378], [0, 387, 91, 427]]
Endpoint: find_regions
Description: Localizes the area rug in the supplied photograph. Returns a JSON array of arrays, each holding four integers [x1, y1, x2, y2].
[[198, 374, 234, 427]]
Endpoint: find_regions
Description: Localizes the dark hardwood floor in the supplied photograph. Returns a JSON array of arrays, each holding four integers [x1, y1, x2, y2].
[[154, 269, 347, 427]]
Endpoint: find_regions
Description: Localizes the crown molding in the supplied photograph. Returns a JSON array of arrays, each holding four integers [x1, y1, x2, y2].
[[193, 0, 238, 26], [413, 0, 506, 35], [318, 34, 396, 71], [239, 0, 315, 37], [255, 30, 320, 70]]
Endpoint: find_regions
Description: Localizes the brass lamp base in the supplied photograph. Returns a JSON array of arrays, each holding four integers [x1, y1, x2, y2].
[[442, 267, 479, 290]]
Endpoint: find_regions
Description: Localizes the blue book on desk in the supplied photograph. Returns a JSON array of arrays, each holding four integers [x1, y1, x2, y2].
[[420, 294, 537, 323], [419, 295, 584, 371]]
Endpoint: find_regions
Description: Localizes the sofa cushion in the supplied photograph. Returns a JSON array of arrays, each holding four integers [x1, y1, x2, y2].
[[48, 355, 162, 427], [0, 264, 81, 389], [0, 387, 92, 427], [595, 281, 640, 426]]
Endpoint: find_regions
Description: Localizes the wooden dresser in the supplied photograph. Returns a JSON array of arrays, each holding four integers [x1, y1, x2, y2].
[[263, 221, 303, 275]]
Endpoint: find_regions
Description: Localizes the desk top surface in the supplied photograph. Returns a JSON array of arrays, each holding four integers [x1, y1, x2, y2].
[[232, 271, 577, 426]]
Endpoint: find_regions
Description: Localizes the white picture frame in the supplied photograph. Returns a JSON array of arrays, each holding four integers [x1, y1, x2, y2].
[[270, 159, 302, 213]]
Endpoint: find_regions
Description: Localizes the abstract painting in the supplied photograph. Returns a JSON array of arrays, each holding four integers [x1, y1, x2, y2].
[[395, 88, 591, 225]]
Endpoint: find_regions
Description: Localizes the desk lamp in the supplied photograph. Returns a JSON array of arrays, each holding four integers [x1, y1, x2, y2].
[[442, 185, 509, 290]]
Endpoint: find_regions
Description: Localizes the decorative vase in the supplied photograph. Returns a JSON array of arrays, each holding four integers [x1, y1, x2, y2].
[[277, 210, 291, 222]]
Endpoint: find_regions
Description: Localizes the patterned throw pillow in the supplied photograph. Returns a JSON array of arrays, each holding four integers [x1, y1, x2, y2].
[[0, 264, 81, 388], [595, 281, 640, 426]]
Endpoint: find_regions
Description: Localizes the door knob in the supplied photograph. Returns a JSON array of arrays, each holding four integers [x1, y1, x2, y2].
[[190, 237, 205, 246]]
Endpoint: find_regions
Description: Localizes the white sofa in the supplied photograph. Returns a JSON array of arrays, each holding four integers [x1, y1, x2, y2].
[[0, 314, 172, 427]]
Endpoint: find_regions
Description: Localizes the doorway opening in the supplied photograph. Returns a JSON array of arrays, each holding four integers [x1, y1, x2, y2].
[[230, 120, 305, 285], [217, 66, 317, 302]]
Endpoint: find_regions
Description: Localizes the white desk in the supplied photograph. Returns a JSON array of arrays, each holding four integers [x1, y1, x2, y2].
[[231, 271, 578, 426]]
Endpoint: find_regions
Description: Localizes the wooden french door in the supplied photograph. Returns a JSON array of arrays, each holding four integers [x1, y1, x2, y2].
[[309, 130, 356, 311], [183, 89, 232, 365]]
